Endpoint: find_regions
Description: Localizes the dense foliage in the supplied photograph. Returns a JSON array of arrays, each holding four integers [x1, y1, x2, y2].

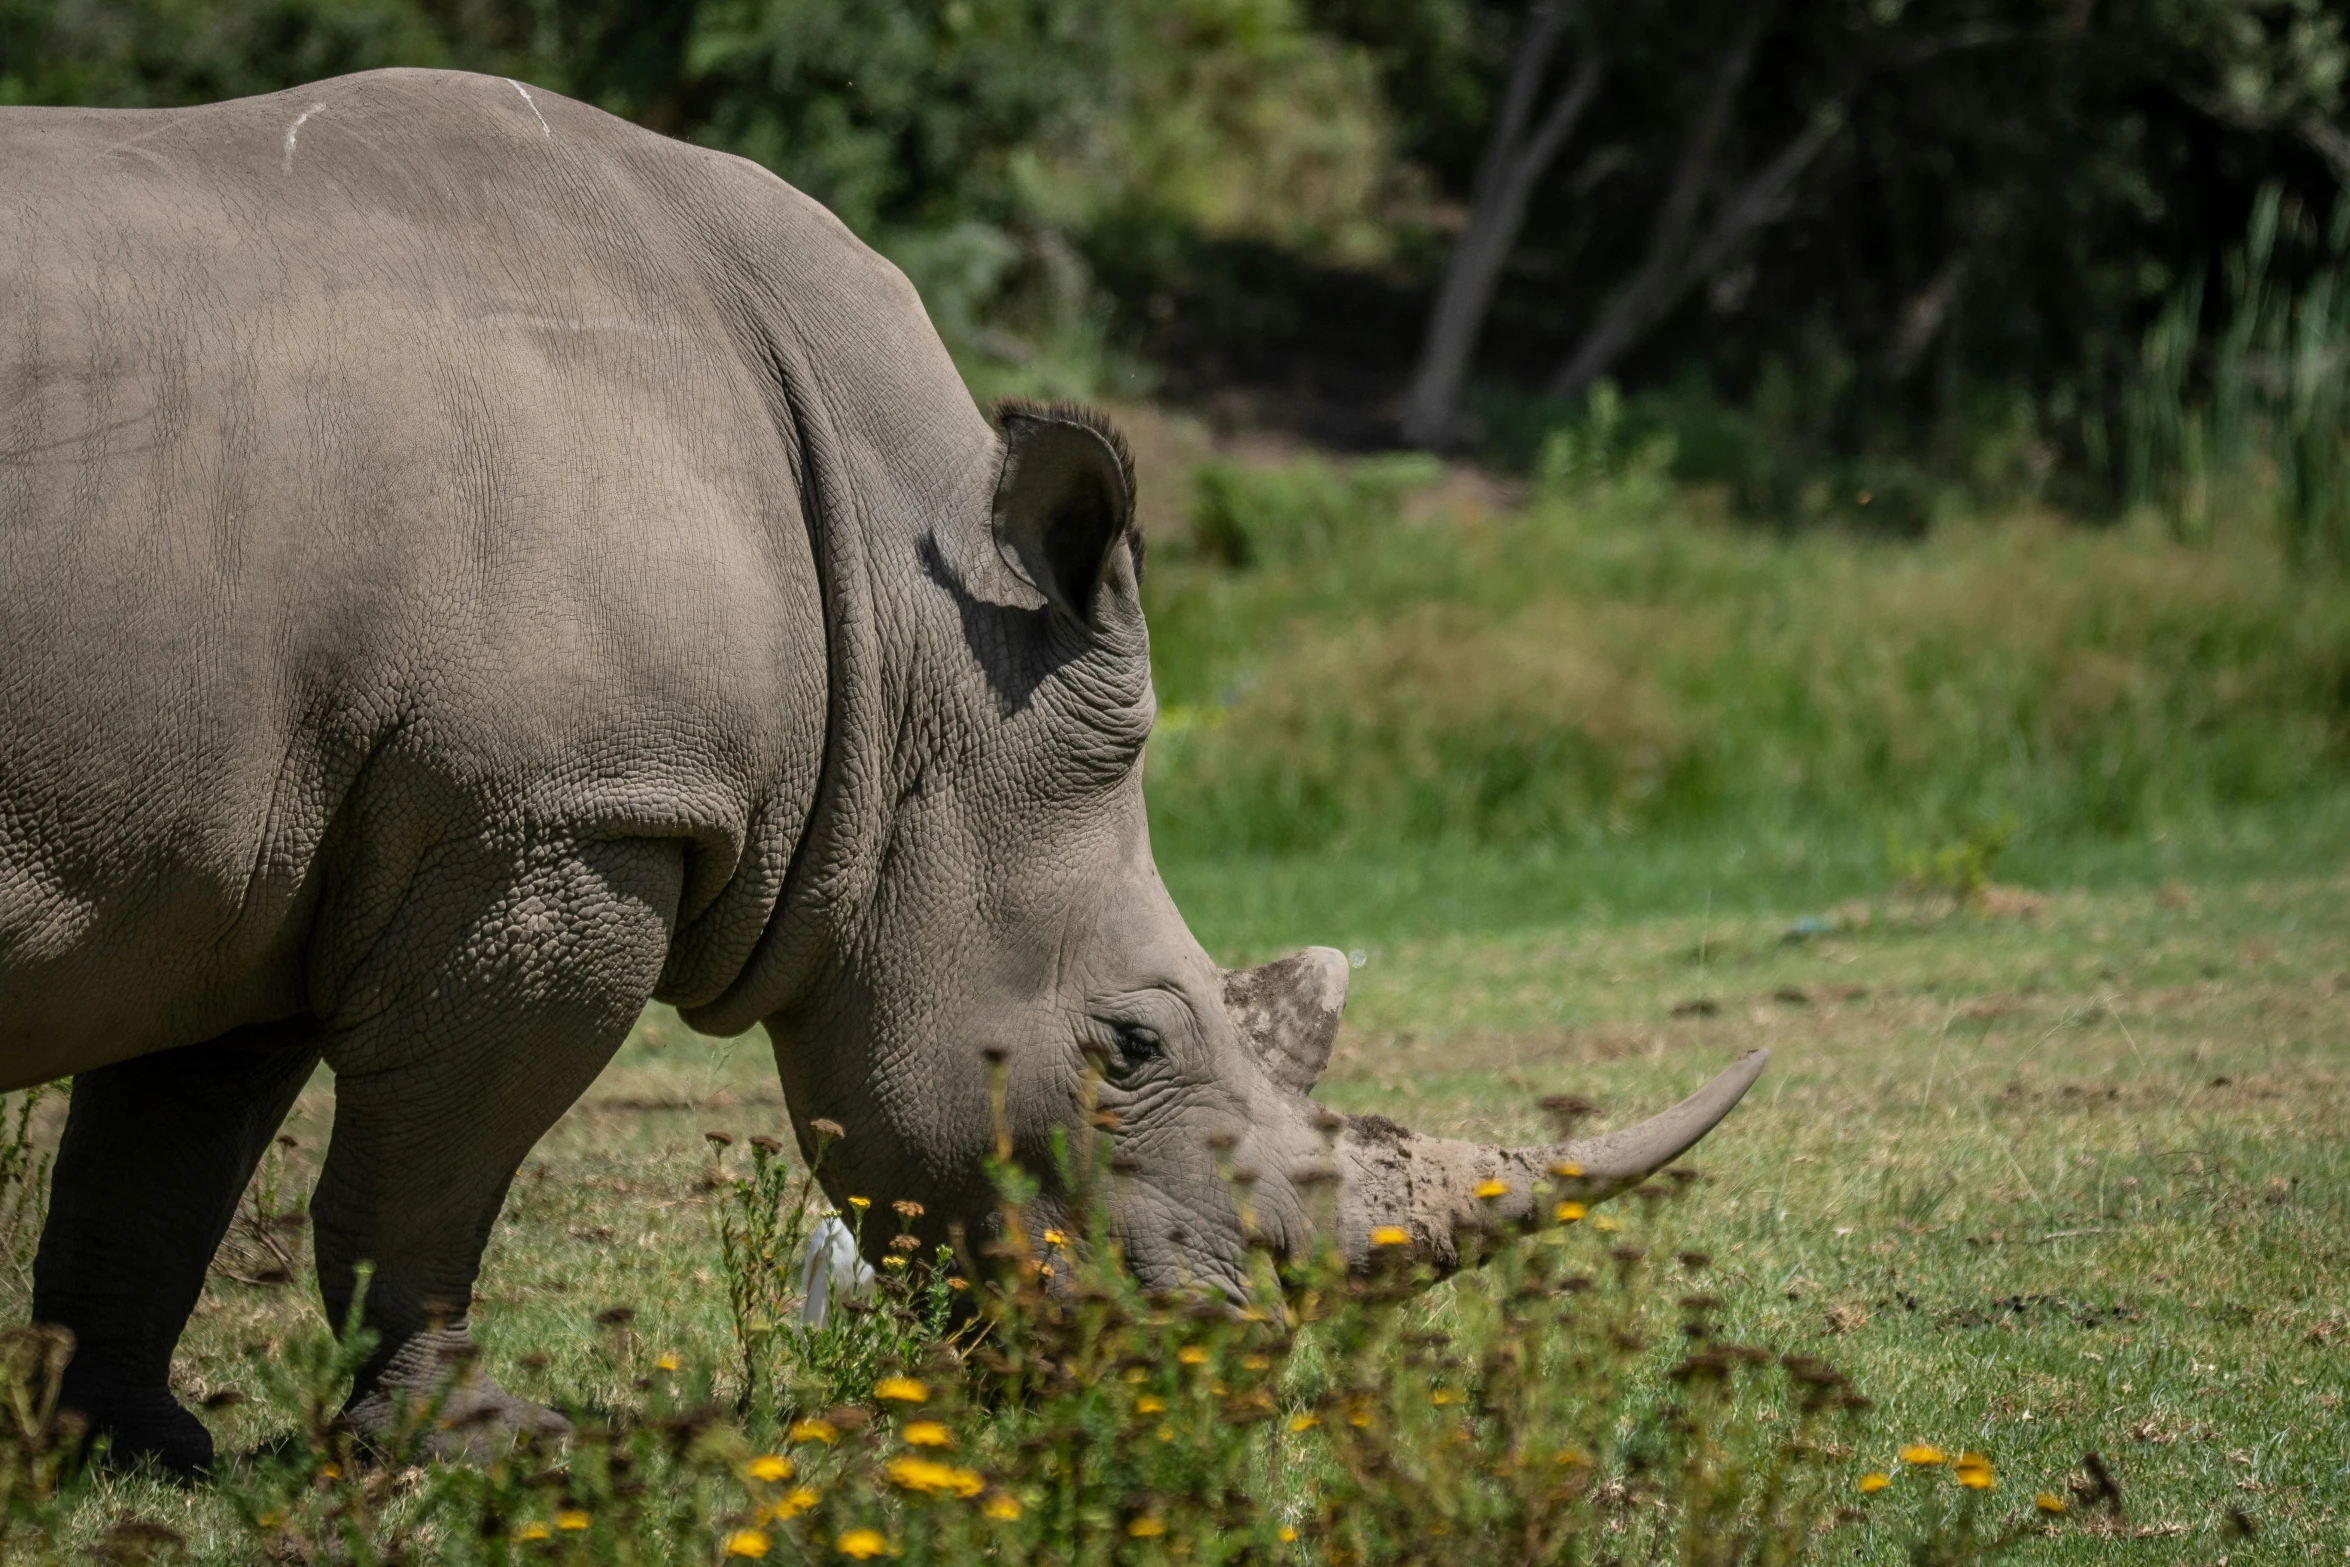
[[5, 0, 2345, 512]]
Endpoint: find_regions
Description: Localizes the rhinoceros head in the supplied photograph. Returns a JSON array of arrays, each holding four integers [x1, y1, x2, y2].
[[763, 400, 1764, 1295]]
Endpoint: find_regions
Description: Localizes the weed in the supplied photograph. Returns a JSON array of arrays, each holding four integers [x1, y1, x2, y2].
[[1887, 817, 2016, 907], [711, 1126, 828, 1411], [711, 1126, 961, 1421], [2125, 182, 2350, 564], [0, 1328, 76, 1549], [0, 1087, 52, 1296]]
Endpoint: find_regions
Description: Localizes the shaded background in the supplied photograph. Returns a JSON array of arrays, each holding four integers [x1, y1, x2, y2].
[[6, 0, 2349, 882], [7, 2, 2346, 495]]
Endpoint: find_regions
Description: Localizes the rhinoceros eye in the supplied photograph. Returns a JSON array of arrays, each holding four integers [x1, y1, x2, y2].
[[1109, 1022, 1165, 1073]]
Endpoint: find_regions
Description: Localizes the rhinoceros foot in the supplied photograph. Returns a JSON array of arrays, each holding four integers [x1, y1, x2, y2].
[[345, 1329, 570, 1463], [57, 1362, 214, 1480]]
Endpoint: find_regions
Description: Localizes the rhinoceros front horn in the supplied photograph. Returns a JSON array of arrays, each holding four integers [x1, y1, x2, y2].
[[1331, 1050, 1768, 1272]]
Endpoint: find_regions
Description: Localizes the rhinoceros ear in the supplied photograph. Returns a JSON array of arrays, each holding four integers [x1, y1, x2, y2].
[[1221, 947, 1350, 1096], [992, 399, 1138, 628]]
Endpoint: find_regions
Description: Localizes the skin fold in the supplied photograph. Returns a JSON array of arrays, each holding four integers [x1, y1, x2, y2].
[[0, 69, 1760, 1478]]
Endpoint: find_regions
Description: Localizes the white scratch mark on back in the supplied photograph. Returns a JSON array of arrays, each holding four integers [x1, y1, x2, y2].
[[282, 102, 326, 173], [509, 79, 552, 138]]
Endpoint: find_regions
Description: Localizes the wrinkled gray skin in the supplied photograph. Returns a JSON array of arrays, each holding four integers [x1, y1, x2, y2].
[[0, 70, 1763, 1478]]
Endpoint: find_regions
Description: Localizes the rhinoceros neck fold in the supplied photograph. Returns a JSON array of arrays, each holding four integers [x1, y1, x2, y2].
[[669, 309, 997, 1038]]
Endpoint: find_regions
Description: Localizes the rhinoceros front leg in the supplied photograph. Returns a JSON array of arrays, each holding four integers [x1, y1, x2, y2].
[[309, 836, 679, 1459], [33, 1020, 323, 1477]]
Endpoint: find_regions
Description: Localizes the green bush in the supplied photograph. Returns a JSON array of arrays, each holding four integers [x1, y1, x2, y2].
[[1143, 465, 2350, 856], [1187, 452, 1442, 570], [2125, 183, 2350, 566]]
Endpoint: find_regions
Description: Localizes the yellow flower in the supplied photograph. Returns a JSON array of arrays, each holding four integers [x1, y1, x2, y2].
[[1431, 1389, 1458, 1406], [836, 1528, 887, 1559], [1554, 1201, 1587, 1223], [1368, 1225, 1411, 1247], [1953, 1452, 1995, 1490], [1042, 1229, 1067, 1246], [1177, 1345, 1209, 1365], [982, 1492, 1022, 1521], [1474, 1178, 1510, 1199], [1123, 1367, 1147, 1383], [556, 1510, 591, 1531], [884, 1456, 985, 1498], [882, 1254, 908, 1270], [1128, 1517, 1165, 1538], [748, 1454, 793, 1482], [1858, 1472, 1891, 1494], [874, 1375, 928, 1403], [847, 1197, 871, 1210], [513, 1521, 551, 1542], [903, 1421, 952, 1448], [1556, 1448, 1586, 1467], [725, 1529, 770, 1559], [1550, 1161, 1584, 1179], [1155, 1424, 1174, 1441], [774, 1489, 819, 1520], [1242, 1353, 1271, 1371], [653, 1353, 680, 1372], [1278, 1526, 1297, 1543], [2034, 1492, 2066, 1515], [1900, 1444, 1948, 1466], [318, 1462, 342, 1481], [1288, 1413, 1319, 1432], [790, 1418, 840, 1445], [1136, 1395, 1167, 1414], [1592, 1217, 1620, 1233]]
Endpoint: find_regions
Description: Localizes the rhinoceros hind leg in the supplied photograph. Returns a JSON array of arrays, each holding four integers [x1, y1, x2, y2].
[[309, 837, 678, 1454], [33, 1022, 323, 1478]]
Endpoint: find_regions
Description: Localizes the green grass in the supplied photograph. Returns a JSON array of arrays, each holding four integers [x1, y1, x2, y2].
[[1140, 462, 2350, 857], [7, 810, 2342, 1560], [1179, 828, 2350, 1559], [8, 470, 2349, 1559]]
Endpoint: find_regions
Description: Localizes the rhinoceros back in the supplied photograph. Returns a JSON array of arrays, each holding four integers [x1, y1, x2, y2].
[[0, 70, 959, 1084]]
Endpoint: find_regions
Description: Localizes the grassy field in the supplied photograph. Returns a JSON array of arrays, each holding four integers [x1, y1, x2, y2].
[[6, 463, 2347, 1560], [1186, 829, 2350, 1559], [12, 807, 2343, 1561], [1138, 446, 2350, 859]]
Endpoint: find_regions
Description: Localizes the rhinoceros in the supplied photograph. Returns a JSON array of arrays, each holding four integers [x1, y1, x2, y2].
[[0, 69, 1764, 1475]]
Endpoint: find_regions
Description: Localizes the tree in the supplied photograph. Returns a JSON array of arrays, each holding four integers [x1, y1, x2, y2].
[[1397, 1, 1991, 445], [1398, 0, 1603, 447], [1386, 0, 2350, 473]]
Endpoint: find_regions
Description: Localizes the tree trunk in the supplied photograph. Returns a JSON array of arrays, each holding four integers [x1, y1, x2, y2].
[[1885, 250, 1972, 379], [1399, 2, 1604, 449], [1546, 105, 1842, 401], [1544, 2, 1779, 401]]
